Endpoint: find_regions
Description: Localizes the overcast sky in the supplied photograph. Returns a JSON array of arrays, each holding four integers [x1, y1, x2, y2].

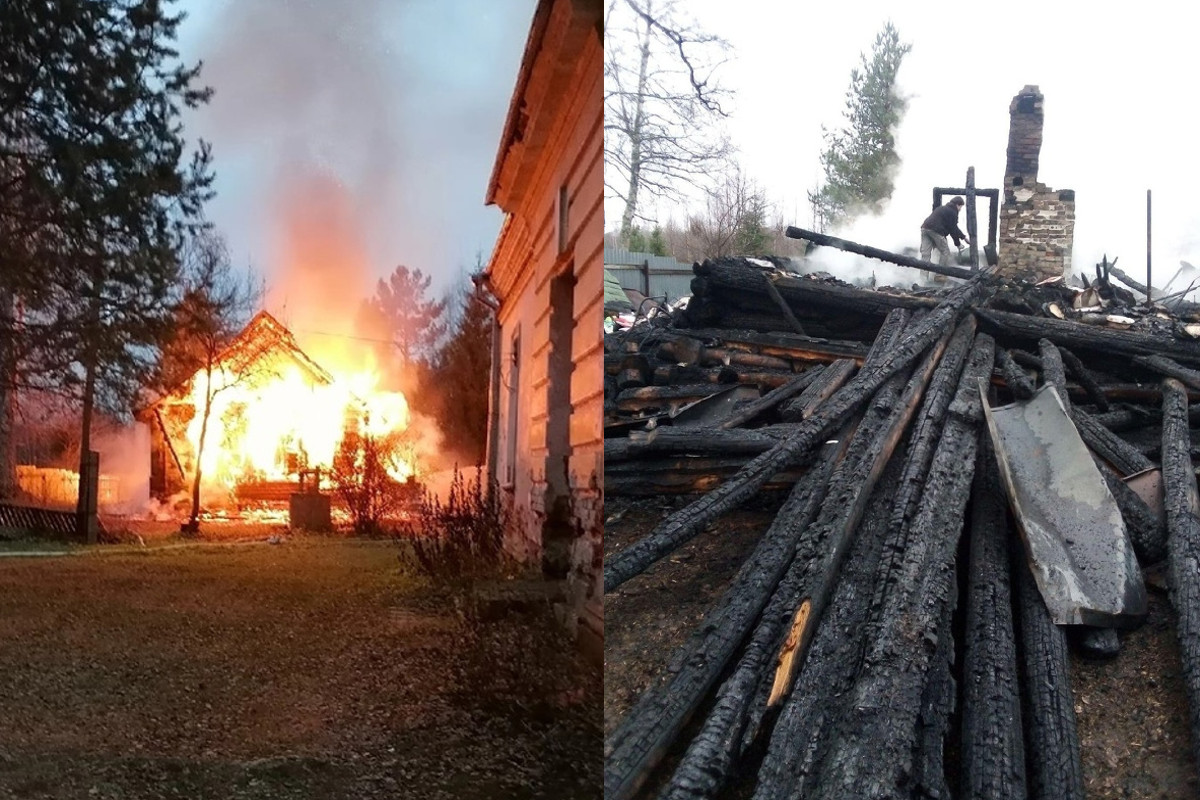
[[607, 1, 1200, 286], [175, 0, 535, 304]]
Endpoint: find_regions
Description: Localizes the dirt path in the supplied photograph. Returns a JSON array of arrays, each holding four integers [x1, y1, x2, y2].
[[0, 539, 599, 799]]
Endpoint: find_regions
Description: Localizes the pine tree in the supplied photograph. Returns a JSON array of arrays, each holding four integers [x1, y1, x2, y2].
[[0, 1, 214, 525], [809, 21, 911, 231], [432, 277, 492, 464], [367, 265, 449, 368]]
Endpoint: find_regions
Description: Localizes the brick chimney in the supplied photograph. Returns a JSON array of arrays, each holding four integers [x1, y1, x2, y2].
[[998, 86, 1074, 281]]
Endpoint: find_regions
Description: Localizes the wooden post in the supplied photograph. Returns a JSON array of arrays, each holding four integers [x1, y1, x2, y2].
[[966, 167, 980, 271], [1147, 189, 1153, 307]]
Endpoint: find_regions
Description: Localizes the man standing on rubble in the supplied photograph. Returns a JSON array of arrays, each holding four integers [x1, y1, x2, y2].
[[920, 196, 970, 266]]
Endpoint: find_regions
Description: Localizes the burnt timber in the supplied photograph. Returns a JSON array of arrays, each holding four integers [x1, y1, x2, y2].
[[606, 238, 1200, 799]]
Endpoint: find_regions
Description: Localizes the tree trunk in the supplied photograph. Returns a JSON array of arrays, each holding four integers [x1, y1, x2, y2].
[[618, 0, 652, 237], [185, 366, 214, 535], [75, 350, 97, 543]]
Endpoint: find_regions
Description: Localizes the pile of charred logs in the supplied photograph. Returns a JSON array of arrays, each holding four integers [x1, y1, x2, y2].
[[604, 237, 1200, 800]]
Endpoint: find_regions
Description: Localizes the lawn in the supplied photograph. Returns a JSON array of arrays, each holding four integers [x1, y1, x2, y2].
[[0, 538, 600, 799]]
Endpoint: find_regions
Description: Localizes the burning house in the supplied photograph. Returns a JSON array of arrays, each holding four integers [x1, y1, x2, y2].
[[138, 310, 412, 513]]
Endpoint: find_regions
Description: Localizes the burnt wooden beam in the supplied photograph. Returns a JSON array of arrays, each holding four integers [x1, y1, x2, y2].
[[719, 367, 826, 430], [603, 437, 846, 800], [997, 349, 1036, 400], [785, 226, 978, 280], [1133, 354, 1200, 392], [1014, 542, 1086, 800], [700, 347, 794, 372], [668, 328, 871, 365], [763, 273, 808, 335], [780, 359, 858, 422], [651, 364, 741, 387], [975, 306, 1200, 366], [604, 277, 989, 593], [692, 260, 939, 320], [1162, 377, 1200, 771], [804, 333, 997, 799], [766, 320, 955, 711], [606, 427, 785, 463], [752, 319, 980, 800], [1072, 408, 1154, 477], [657, 347, 935, 800], [960, 436, 1027, 800], [1057, 345, 1111, 412]]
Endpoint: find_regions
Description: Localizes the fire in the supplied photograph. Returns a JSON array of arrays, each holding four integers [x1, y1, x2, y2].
[[183, 353, 414, 494]]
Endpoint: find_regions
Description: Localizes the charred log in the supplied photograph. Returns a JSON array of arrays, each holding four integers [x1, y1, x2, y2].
[[784, 226, 978, 280], [719, 367, 826, 429], [975, 307, 1200, 366], [1133, 354, 1200, 392], [803, 333, 996, 800], [1072, 408, 1154, 477], [1094, 458, 1168, 565], [603, 438, 845, 800], [1058, 346, 1111, 412], [779, 360, 858, 422], [960, 435, 1027, 800], [997, 349, 1036, 400], [751, 320, 981, 800], [651, 364, 742, 387], [672, 327, 871, 366], [1014, 543, 1085, 800], [1161, 377, 1200, 770]]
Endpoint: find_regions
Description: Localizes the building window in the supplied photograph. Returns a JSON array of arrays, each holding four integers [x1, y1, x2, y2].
[[558, 184, 569, 254]]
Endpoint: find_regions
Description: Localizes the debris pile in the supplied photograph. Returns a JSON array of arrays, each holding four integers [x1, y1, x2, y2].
[[604, 238, 1200, 800]]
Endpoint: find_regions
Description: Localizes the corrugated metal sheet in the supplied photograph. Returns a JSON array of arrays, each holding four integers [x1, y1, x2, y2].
[[604, 245, 695, 302]]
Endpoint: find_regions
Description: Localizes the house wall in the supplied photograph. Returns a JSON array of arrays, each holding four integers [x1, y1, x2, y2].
[[998, 86, 1076, 281], [487, 0, 603, 651]]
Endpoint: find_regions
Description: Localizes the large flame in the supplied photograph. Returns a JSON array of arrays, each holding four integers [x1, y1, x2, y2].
[[183, 354, 414, 494]]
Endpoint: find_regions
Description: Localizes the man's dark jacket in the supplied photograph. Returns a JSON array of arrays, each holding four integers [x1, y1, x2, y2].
[[921, 203, 967, 247]]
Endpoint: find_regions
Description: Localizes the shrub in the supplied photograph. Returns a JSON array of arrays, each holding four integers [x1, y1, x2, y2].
[[400, 466, 508, 583]]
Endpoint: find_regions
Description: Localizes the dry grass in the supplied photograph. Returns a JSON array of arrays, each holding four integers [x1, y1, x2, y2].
[[0, 539, 599, 799]]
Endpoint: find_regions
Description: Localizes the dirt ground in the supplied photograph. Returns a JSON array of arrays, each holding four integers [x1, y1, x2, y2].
[[604, 496, 1200, 799], [0, 538, 600, 799]]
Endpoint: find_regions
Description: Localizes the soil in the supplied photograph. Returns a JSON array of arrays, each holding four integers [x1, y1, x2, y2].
[[0, 537, 600, 799], [604, 495, 1199, 799]]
